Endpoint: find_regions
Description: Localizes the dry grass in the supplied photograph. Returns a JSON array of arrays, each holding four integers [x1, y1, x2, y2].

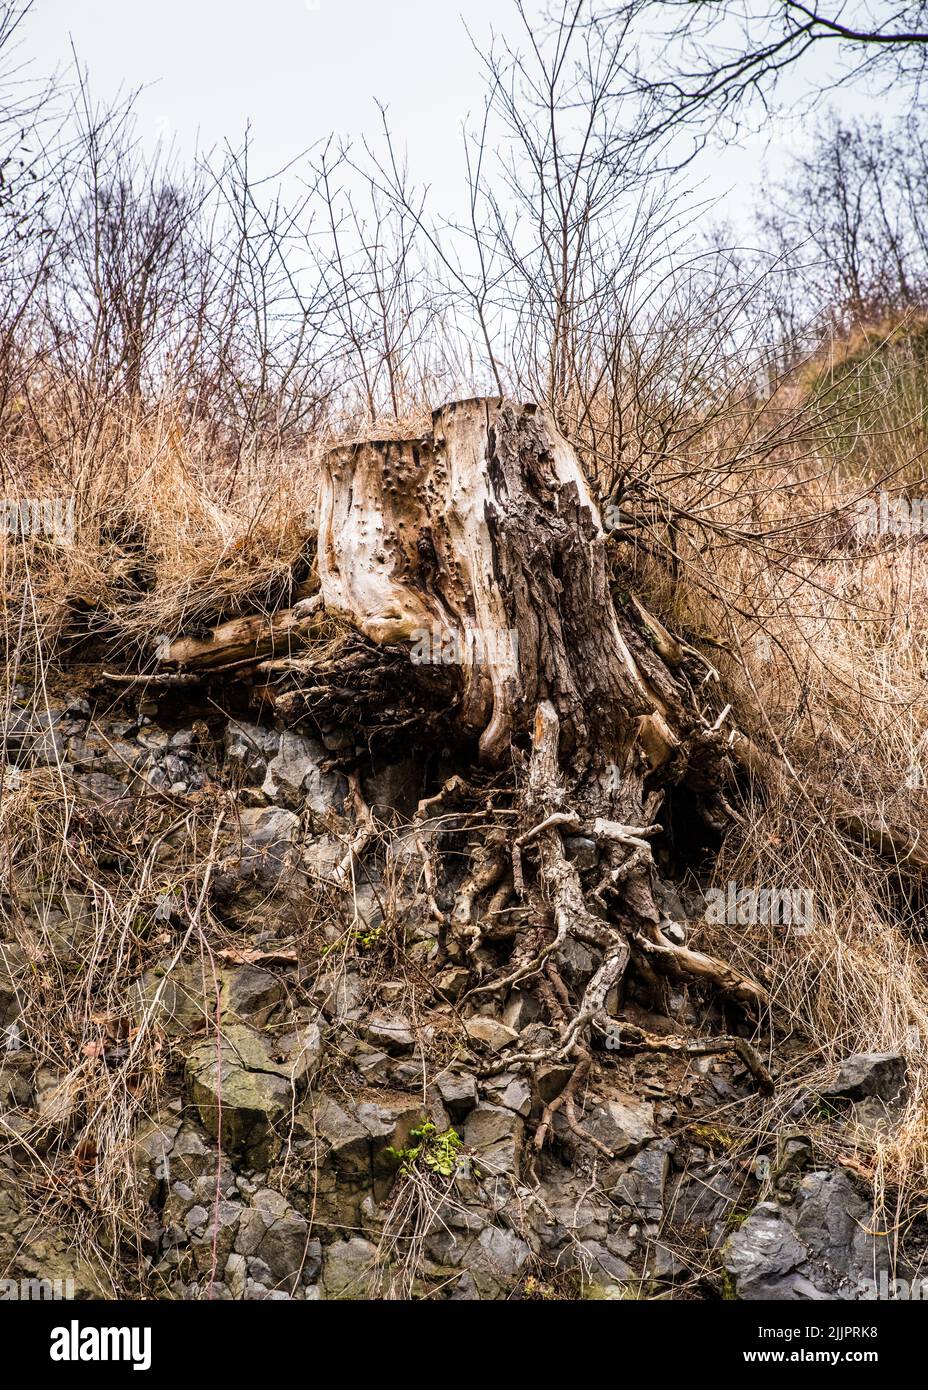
[[617, 337, 928, 1267], [0, 752, 237, 1291], [1, 396, 320, 671]]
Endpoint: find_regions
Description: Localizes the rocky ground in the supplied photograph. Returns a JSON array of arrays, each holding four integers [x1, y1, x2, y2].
[[0, 681, 915, 1300]]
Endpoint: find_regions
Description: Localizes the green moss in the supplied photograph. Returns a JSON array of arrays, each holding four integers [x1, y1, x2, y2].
[[692, 1123, 734, 1150]]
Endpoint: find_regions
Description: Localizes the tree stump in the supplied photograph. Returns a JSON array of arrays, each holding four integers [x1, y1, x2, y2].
[[318, 398, 677, 781], [316, 399, 767, 1106]]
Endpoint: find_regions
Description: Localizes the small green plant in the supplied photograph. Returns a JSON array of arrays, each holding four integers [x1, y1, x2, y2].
[[725, 1207, 751, 1230], [319, 921, 385, 957], [386, 1120, 463, 1178], [352, 922, 384, 950], [522, 1275, 560, 1300]]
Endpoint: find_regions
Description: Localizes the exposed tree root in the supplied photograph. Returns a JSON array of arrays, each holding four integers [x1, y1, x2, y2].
[[606, 1021, 775, 1094], [630, 932, 769, 1012]]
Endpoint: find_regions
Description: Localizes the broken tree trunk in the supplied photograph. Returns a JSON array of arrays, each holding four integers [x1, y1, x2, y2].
[[159, 598, 321, 670], [318, 397, 679, 783]]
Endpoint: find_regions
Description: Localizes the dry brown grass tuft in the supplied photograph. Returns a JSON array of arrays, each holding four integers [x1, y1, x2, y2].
[[2, 394, 322, 671], [616, 333, 928, 1261]]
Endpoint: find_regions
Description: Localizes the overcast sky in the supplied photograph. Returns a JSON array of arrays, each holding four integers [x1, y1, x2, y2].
[[21, 0, 905, 236], [25, 0, 518, 214]]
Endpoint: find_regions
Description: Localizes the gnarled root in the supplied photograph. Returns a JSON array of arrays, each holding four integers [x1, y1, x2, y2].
[[606, 1020, 774, 1093]]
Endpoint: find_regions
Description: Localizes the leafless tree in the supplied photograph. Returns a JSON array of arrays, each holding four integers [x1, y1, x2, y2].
[[600, 1, 928, 148], [756, 113, 928, 332]]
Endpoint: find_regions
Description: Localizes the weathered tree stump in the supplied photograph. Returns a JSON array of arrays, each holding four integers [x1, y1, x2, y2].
[[316, 399, 768, 1125], [318, 399, 677, 779]]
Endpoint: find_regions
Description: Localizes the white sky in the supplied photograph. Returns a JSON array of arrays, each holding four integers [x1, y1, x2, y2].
[[21, 0, 906, 237], [25, 0, 515, 214]]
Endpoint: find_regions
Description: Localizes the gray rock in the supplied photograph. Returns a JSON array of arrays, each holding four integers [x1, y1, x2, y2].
[[306, 1096, 371, 1178], [28, 719, 66, 766], [34, 1069, 77, 1132], [133, 963, 212, 1037], [235, 1189, 319, 1285], [355, 1099, 427, 1198], [611, 1146, 670, 1218], [391, 1057, 430, 1088], [794, 1170, 890, 1290], [232, 807, 301, 885], [574, 1239, 634, 1298], [501, 990, 542, 1032], [222, 966, 285, 1024], [434, 966, 470, 1002], [466, 1226, 531, 1297], [262, 730, 346, 813], [364, 1011, 415, 1054], [300, 836, 348, 882], [131, 1117, 181, 1202], [167, 1124, 215, 1183], [355, 1047, 393, 1084], [362, 760, 422, 820], [185, 1022, 321, 1165], [320, 1238, 384, 1299], [821, 1053, 907, 1103], [246, 1256, 274, 1285], [725, 1202, 807, 1298], [73, 772, 133, 805], [576, 1095, 656, 1157], [464, 1104, 523, 1180], [533, 1175, 613, 1250], [553, 936, 601, 989], [184, 1204, 209, 1232], [225, 1252, 247, 1299], [2, 706, 33, 762], [725, 1169, 893, 1300], [190, 1199, 243, 1274], [653, 878, 688, 922], [481, 1072, 532, 1117], [309, 968, 364, 1022], [643, 1244, 687, 1282], [436, 1071, 479, 1116], [223, 721, 279, 780], [850, 1096, 899, 1137], [464, 1017, 519, 1052], [672, 1169, 744, 1239], [534, 1062, 574, 1108]]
